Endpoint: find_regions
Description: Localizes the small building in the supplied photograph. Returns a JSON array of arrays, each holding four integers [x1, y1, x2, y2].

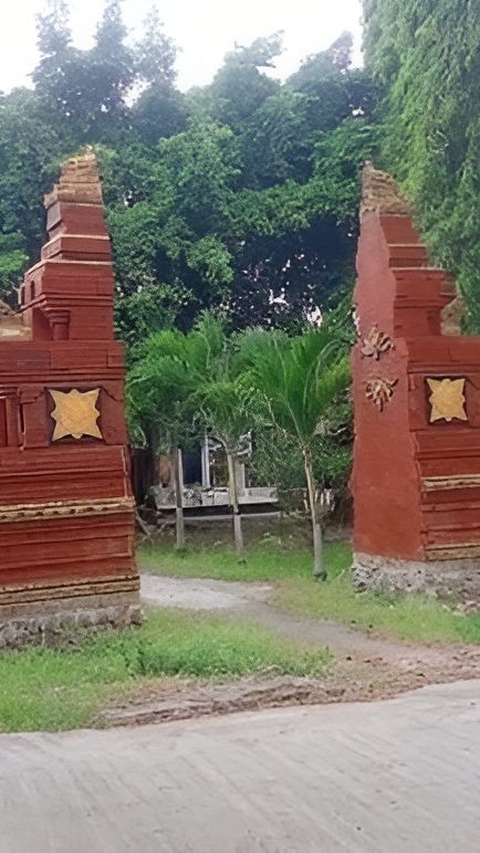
[[151, 436, 278, 515]]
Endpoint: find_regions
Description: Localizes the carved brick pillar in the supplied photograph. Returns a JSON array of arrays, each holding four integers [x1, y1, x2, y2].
[[0, 153, 140, 648], [0, 390, 21, 447], [45, 310, 70, 341], [18, 385, 49, 449], [352, 164, 480, 600]]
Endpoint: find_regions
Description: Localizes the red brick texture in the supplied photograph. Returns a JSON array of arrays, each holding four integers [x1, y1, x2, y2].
[[0, 154, 139, 619], [352, 168, 480, 578]]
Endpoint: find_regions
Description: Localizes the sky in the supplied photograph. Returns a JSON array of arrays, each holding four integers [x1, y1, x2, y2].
[[0, 0, 363, 94]]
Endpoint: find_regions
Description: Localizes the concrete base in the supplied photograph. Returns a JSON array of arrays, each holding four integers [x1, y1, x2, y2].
[[0, 590, 142, 650], [353, 552, 480, 601]]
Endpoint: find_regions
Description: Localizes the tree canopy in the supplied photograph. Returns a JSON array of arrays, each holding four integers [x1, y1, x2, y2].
[[363, 0, 480, 329], [0, 0, 378, 338]]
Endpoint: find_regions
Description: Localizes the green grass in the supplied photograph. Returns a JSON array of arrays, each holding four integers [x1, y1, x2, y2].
[[139, 540, 480, 646], [7, 538, 480, 734], [0, 609, 330, 734], [276, 574, 480, 645], [138, 539, 351, 582]]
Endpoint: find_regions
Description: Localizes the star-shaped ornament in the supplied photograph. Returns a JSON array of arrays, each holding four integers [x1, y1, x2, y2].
[[50, 388, 102, 441], [427, 377, 467, 423]]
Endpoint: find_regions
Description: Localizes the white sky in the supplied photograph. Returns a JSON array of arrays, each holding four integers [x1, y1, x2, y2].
[[0, 0, 363, 94]]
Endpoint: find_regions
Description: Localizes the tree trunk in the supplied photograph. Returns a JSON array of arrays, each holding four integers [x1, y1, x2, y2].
[[173, 446, 185, 550], [135, 509, 152, 539], [226, 450, 245, 561], [303, 451, 325, 580]]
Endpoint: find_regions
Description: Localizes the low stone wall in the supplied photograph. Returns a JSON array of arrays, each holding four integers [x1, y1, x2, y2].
[[0, 589, 142, 650], [353, 552, 480, 601]]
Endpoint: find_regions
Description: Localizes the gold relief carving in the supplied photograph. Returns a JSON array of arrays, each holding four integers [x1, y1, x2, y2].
[[360, 325, 394, 360], [425, 542, 480, 561], [0, 497, 134, 524], [365, 378, 398, 412], [422, 474, 480, 492], [50, 388, 102, 441], [426, 377, 467, 424], [0, 575, 140, 607]]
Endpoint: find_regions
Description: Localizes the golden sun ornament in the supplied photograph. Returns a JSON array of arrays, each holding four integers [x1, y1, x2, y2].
[[426, 377, 467, 423], [50, 388, 102, 441]]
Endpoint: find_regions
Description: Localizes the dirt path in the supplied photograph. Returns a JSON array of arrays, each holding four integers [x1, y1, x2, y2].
[[140, 573, 480, 667], [141, 574, 389, 652], [141, 574, 273, 611], [104, 573, 480, 727]]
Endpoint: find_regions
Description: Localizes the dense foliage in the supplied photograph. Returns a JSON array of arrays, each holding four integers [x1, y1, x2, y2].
[[0, 0, 379, 337], [363, 0, 480, 329], [128, 311, 351, 569]]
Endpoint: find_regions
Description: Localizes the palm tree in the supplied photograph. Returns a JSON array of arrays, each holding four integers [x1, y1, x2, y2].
[[243, 323, 350, 578], [126, 318, 224, 549], [197, 375, 253, 560]]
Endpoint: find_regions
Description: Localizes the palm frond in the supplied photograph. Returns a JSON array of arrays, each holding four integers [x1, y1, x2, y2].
[[247, 322, 351, 444]]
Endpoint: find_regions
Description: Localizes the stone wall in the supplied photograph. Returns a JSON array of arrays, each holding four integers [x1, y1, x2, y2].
[[0, 589, 141, 650]]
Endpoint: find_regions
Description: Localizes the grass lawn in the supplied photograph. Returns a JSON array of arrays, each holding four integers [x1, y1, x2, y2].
[[138, 539, 351, 582], [277, 574, 480, 645], [139, 540, 480, 646], [0, 609, 330, 734]]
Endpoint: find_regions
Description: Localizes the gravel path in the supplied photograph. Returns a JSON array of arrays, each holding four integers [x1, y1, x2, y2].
[[2, 680, 480, 852]]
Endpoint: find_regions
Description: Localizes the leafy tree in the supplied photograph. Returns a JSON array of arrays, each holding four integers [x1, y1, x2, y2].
[[250, 399, 352, 496], [196, 344, 254, 560], [0, 233, 28, 303], [104, 102, 377, 336], [224, 117, 378, 329], [32, 0, 73, 119], [288, 32, 379, 134], [133, 88, 186, 147], [103, 119, 241, 331], [33, 0, 136, 144], [133, 5, 186, 144], [0, 87, 66, 300], [200, 34, 283, 134], [115, 281, 192, 350], [88, 0, 135, 137], [1, 5, 380, 341], [363, 0, 480, 328], [239, 89, 315, 188], [135, 4, 177, 88]]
